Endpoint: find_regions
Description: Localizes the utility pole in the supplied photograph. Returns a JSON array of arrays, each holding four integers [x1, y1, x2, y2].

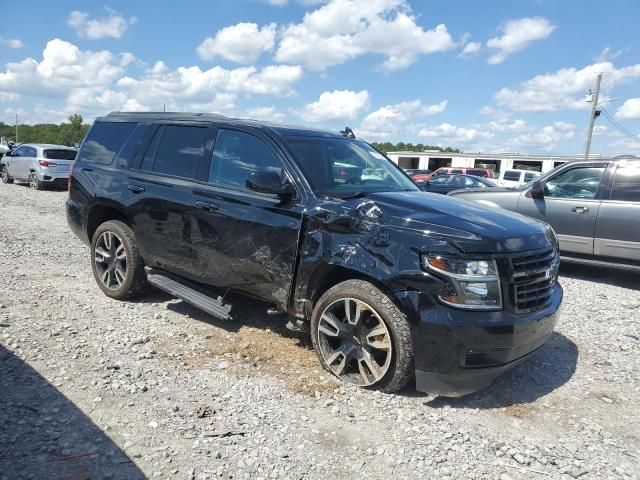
[[15, 113, 18, 143], [584, 72, 602, 160]]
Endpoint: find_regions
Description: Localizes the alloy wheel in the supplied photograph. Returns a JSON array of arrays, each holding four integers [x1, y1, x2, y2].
[[28, 173, 38, 189], [317, 298, 393, 386], [94, 231, 127, 290], [1, 168, 7, 183]]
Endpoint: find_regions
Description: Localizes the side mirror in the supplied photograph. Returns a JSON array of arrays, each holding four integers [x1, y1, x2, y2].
[[528, 180, 545, 199], [246, 170, 294, 197]]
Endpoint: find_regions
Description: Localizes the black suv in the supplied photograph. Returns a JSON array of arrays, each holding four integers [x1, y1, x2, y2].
[[67, 112, 563, 397]]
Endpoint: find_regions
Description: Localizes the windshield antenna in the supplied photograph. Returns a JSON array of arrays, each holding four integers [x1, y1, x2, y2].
[[340, 127, 356, 139]]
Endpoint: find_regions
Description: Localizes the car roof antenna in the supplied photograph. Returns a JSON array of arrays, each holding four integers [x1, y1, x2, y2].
[[340, 127, 356, 139]]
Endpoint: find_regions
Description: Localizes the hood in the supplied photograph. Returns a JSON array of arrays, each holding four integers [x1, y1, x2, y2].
[[448, 186, 515, 195], [341, 191, 553, 254]]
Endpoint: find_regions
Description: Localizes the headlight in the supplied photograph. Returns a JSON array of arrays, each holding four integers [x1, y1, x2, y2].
[[422, 256, 502, 310]]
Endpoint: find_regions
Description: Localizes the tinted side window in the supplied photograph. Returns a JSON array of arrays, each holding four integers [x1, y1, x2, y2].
[[152, 126, 208, 179], [610, 166, 640, 202], [524, 172, 539, 182], [27, 147, 37, 157], [209, 129, 282, 190], [79, 122, 136, 165], [545, 167, 605, 199], [12, 146, 25, 157]]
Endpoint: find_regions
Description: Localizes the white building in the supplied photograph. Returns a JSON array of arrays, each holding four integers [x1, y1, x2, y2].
[[386, 150, 602, 174]]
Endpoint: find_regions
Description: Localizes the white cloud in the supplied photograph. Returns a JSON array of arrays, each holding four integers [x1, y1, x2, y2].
[[595, 47, 627, 63], [300, 89, 370, 122], [459, 41, 481, 57], [117, 64, 303, 106], [197, 23, 277, 64], [244, 106, 286, 123], [358, 99, 446, 140], [0, 36, 23, 49], [486, 17, 555, 64], [0, 39, 125, 98], [0, 92, 20, 102], [0, 39, 304, 123], [504, 121, 576, 151], [419, 123, 494, 144], [495, 62, 640, 112], [616, 98, 640, 119], [274, 0, 455, 71], [68, 7, 137, 40], [606, 136, 640, 156]]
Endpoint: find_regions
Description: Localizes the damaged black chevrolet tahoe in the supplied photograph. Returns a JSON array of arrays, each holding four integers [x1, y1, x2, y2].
[[66, 112, 563, 396]]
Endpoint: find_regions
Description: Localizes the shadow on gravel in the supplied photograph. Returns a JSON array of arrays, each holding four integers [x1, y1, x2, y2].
[[150, 290, 310, 342], [0, 345, 145, 480], [560, 259, 640, 290], [422, 332, 578, 409]]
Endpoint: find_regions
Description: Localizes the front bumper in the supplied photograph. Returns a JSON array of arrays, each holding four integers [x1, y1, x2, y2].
[[396, 284, 562, 397]]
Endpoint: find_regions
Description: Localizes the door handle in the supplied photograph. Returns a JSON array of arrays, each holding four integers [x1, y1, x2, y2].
[[571, 206, 589, 214], [81, 167, 93, 172], [128, 184, 145, 194], [194, 201, 219, 212]]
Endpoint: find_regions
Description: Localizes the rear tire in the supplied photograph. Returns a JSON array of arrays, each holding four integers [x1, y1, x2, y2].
[[311, 279, 414, 393], [28, 172, 44, 190], [1, 166, 13, 184], [91, 220, 147, 300]]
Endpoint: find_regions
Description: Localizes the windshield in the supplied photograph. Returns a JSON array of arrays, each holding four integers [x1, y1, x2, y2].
[[286, 137, 418, 198], [44, 149, 77, 160]]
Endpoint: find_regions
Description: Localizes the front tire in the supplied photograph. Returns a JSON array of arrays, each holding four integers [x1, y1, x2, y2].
[[2, 166, 14, 184], [91, 220, 147, 300], [311, 279, 414, 393]]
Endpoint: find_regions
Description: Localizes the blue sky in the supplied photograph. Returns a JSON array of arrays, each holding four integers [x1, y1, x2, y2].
[[1, 0, 640, 155]]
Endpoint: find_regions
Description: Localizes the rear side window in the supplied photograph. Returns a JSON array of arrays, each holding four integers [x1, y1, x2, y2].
[[503, 171, 521, 181], [467, 168, 487, 177], [610, 166, 640, 202], [209, 129, 282, 190], [79, 122, 136, 165], [44, 149, 76, 160], [152, 126, 208, 179]]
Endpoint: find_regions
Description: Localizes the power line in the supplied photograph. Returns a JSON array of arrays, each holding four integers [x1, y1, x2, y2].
[[600, 108, 640, 143]]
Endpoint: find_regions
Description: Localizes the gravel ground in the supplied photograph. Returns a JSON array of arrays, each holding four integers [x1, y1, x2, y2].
[[0, 183, 639, 480]]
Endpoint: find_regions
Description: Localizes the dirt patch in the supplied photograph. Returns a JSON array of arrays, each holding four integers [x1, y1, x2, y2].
[[505, 403, 534, 418], [156, 323, 342, 395]]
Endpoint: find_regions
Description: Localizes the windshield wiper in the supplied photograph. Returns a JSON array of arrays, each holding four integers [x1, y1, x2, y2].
[[336, 191, 372, 200]]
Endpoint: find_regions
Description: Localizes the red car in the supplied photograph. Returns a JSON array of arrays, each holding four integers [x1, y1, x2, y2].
[[413, 167, 494, 182]]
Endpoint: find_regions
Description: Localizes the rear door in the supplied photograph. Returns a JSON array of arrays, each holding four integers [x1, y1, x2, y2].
[[127, 123, 216, 280], [189, 127, 303, 307], [594, 162, 640, 262], [517, 163, 608, 255]]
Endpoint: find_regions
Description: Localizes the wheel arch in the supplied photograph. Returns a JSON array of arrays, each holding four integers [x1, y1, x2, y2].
[[86, 204, 132, 242], [306, 263, 401, 312]]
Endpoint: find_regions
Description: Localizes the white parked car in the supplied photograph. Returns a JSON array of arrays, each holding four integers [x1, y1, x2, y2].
[[497, 169, 542, 187], [1, 143, 77, 190]]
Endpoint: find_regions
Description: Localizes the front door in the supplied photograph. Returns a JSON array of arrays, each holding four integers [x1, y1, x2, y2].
[[517, 164, 608, 255], [190, 127, 303, 307], [594, 163, 640, 262]]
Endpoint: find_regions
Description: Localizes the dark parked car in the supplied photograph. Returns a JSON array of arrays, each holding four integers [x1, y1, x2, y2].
[[416, 173, 497, 194], [450, 156, 640, 265], [403, 168, 432, 179], [66, 112, 562, 397]]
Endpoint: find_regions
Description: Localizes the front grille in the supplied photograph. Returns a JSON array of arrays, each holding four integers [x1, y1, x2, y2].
[[507, 248, 559, 313]]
